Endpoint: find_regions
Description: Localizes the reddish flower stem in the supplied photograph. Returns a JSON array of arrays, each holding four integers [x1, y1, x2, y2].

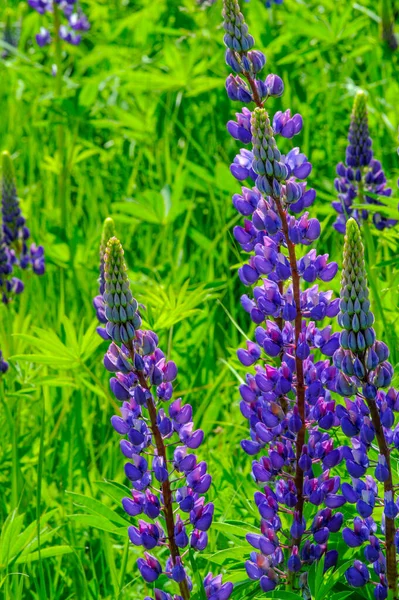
[[363, 392, 397, 598], [273, 197, 306, 536], [128, 346, 191, 600]]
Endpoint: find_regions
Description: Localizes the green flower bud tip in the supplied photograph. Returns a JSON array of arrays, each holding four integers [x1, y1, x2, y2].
[[2, 151, 15, 192], [103, 237, 140, 345], [100, 217, 116, 261], [353, 90, 367, 120], [338, 218, 375, 352], [98, 217, 116, 296]]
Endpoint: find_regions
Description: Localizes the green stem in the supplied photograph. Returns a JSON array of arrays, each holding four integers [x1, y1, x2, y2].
[[52, 4, 68, 236], [36, 388, 46, 598]]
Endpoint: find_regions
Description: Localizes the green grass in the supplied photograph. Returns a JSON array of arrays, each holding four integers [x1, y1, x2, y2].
[[0, 0, 399, 598]]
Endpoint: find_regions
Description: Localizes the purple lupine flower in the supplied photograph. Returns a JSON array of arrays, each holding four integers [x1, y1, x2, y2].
[[333, 218, 398, 598], [0, 350, 9, 374], [0, 152, 43, 307], [35, 26, 51, 46], [27, 0, 89, 46], [222, 0, 345, 593], [103, 236, 232, 600], [332, 91, 397, 233]]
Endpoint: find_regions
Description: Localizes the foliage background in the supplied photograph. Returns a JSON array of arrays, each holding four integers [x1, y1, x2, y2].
[[0, 0, 398, 598]]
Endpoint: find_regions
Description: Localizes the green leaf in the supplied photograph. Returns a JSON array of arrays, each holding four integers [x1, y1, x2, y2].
[[66, 491, 130, 528], [15, 545, 73, 564]]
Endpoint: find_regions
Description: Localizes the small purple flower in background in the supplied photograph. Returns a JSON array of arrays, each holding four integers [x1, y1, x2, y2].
[[2, 151, 45, 279], [0, 151, 45, 374], [2, 8, 21, 59], [223, 0, 346, 593], [333, 218, 398, 599], [102, 236, 233, 600], [0, 350, 9, 375], [332, 91, 397, 233], [93, 217, 115, 339], [27, 0, 90, 47]]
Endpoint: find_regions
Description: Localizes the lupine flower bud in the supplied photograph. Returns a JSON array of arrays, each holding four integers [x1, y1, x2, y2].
[[93, 217, 116, 336], [332, 91, 397, 233], [222, 0, 254, 52], [28, 0, 90, 46]]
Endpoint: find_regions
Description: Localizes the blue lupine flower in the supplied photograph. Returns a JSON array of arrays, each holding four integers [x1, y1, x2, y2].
[[103, 236, 232, 600], [222, 0, 344, 592], [333, 218, 398, 598], [332, 91, 397, 233], [27, 0, 90, 46]]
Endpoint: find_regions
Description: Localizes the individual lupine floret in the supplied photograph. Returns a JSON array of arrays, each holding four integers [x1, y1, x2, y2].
[[222, 0, 345, 592], [1, 151, 45, 276], [332, 91, 397, 233], [333, 218, 398, 599], [0, 350, 9, 374], [103, 237, 232, 600], [93, 217, 116, 338], [27, 0, 90, 47]]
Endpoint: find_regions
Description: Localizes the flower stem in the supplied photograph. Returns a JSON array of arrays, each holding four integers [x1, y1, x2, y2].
[[363, 392, 398, 598], [273, 197, 306, 535], [131, 354, 190, 600], [243, 75, 306, 580], [52, 4, 68, 237]]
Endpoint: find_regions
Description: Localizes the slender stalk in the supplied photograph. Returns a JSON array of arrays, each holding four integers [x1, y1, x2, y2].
[[358, 338, 398, 598], [241, 70, 307, 571], [273, 197, 306, 531], [130, 349, 190, 600], [52, 4, 68, 236]]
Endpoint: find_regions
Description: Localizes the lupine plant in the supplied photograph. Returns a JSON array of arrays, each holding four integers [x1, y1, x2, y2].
[[1, 151, 45, 373], [101, 235, 233, 600], [333, 218, 398, 600], [223, 0, 348, 593], [27, 0, 90, 47], [332, 90, 396, 234]]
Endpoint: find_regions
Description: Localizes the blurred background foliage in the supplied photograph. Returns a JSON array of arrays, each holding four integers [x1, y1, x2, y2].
[[0, 0, 398, 598]]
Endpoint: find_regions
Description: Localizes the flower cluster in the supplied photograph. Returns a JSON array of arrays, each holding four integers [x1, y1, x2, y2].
[[1, 151, 45, 305], [332, 91, 397, 233], [333, 218, 398, 600], [0, 151, 44, 376], [93, 217, 115, 339], [223, 0, 347, 592], [27, 0, 90, 47], [102, 236, 232, 600]]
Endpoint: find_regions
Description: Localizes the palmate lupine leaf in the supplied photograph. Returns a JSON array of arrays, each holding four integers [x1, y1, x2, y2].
[[140, 280, 216, 331], [0, 509, 69, 572], [11, 318, 103, 368]]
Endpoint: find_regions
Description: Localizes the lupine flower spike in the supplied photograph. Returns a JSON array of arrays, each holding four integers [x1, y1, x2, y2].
[[333, 218, 398, 600], [102, 237, 232, 600], [2, 151, 45, 278], [223, 0, 346, 592], [332, 91, 396, 233], [1, 151, 45, 373], [27, 0, 90, 47], [93, 217, 116, 338]]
